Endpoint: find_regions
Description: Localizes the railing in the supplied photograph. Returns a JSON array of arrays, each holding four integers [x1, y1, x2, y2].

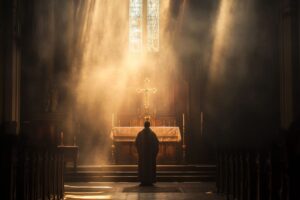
[[0, 134, 64, 200], [216, 147, 289, 200]]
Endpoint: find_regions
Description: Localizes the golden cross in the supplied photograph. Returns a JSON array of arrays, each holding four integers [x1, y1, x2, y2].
[[136, 78, 157, 110]]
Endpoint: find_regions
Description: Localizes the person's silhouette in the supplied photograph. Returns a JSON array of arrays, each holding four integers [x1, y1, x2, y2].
[[135, 121, 159, 186]]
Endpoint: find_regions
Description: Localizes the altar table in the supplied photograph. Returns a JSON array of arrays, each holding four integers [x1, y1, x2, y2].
[[110, 127, 182, 164]]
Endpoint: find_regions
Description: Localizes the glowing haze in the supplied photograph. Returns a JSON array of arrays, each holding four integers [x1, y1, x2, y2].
[[71, 0, 178, 163]]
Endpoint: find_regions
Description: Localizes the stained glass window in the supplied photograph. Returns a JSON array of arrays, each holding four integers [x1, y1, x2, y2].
[[147, 0, 159, 52], [129, 0, 143, 52], [129, 0, 159, 52]]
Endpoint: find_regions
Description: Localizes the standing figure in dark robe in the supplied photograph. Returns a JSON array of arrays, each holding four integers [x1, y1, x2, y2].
[[135, 121, 159, 186]]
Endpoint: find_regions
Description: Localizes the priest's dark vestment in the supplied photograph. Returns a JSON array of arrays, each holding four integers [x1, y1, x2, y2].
[[135, 127, 159, 185]]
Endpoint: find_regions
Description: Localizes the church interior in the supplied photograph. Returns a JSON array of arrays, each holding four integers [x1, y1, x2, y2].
[[1, 0, 299, 199]]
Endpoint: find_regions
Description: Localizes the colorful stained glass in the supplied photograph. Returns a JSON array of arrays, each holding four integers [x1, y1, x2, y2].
[[129, 0, 143, 52], [147, 0, 159, 52], [129, 0, 159, 52]]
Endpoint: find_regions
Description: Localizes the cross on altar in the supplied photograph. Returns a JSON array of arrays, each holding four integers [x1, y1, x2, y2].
[[136, 78, 157, 112]]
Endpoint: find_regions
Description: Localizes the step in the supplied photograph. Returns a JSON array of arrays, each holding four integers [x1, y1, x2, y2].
[[64, 164, 216, 182], [66, 171, 215, 176], [66, 164, 216, 172], [65, 175, 215, 182]]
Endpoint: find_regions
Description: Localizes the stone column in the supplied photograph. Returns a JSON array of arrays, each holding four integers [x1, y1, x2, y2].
[[3, 0, 21, 135], [280, 0, 299, 129]]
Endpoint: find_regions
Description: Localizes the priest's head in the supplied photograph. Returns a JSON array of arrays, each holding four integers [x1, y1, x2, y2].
[[144, 121, 150, 128]]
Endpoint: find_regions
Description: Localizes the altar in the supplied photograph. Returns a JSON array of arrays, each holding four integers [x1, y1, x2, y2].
[[110, 126, 182, 164]]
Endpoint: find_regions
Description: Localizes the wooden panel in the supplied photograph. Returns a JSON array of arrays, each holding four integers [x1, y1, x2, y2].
[[114, 141, 180, 164]]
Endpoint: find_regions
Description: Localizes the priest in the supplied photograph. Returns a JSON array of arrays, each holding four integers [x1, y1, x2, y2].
[[135, 121, 159, 186]]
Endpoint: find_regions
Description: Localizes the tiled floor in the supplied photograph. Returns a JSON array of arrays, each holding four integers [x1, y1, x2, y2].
[[64, 182, 226, 200]]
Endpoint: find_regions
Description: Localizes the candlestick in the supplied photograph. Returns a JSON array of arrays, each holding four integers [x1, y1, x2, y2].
[[182, 113, 186, 164], [182, 113, 185, 145]]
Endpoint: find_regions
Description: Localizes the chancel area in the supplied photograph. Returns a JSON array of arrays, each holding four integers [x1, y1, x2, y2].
[[1, 0, 300, 199]]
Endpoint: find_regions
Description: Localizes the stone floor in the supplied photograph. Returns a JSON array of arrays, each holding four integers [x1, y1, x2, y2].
[[64, 182, 226, 200]]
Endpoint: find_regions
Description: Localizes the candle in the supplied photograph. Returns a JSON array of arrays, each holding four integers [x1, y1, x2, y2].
[[183, 113, 185, 127], [60, 131, 64, 146], [73, 135, 77, 146], [112, 113, 114, 127]]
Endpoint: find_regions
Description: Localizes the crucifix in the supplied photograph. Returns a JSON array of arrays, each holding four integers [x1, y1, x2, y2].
[[136, 78, 157, 115]]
